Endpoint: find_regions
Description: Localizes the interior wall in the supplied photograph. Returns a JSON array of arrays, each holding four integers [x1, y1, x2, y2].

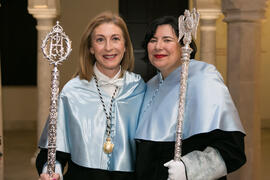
[[2, 86, 37, 130], [215, 14, 227, 83], [261, 4, 270, 128], [2, 0, 119, 130]]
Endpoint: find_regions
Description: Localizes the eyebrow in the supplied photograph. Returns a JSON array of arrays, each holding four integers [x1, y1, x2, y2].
[[94, 33, 121, 37], [152, 35, 174, 39], [162, 36, 174, 39]]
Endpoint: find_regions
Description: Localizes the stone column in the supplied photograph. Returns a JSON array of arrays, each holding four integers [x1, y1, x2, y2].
[[28, 0, 60, 143], [221, 0, 268, 179], [196, 0, 221, 65]]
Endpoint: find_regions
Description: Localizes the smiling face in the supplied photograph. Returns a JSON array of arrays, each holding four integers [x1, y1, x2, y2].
[[90, 23, 126, 78], [147, 24, 182, 79]]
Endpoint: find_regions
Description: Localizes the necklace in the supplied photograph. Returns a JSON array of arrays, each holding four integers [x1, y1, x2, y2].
[[94, 74, 119, 154]]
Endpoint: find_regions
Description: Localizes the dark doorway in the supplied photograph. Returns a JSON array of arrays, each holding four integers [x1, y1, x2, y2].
[[0, 0, 37, 85], [119, 0, 189, 81]]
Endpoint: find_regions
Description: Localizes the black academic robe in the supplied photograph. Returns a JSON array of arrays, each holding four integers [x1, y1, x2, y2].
[[36, 149, 135, 180]]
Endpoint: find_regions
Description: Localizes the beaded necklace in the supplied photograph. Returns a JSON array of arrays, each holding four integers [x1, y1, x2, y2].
[[94, 74, 118, 154]]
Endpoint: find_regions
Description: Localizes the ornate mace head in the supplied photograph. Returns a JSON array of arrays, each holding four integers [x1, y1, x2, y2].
[[178, 8, 200, 45], [41, 21, 72, 66]]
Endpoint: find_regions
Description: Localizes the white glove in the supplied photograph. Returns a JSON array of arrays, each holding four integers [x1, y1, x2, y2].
[[164, 160, 187, 180]]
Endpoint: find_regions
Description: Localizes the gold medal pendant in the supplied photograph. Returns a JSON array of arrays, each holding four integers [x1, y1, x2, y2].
[[94, 76, 118, 155], [103, 137, 114, 154]]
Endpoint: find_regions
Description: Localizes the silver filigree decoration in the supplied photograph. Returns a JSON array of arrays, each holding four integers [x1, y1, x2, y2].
[[178, 8, 200, 46], [41, 21, 72, 66], [41, 21, 72, 177], [174, 8, 200, 162]]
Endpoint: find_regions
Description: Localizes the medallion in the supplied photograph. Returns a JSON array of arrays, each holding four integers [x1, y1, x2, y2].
[[103, 137, 114, 154]]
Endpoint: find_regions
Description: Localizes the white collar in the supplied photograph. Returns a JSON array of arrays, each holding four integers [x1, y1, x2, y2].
[[93, 63, 123, 87]]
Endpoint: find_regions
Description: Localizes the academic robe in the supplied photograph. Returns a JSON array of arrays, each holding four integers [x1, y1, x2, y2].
[[36, 71, 146, 180], [135, 60, 246, 180]]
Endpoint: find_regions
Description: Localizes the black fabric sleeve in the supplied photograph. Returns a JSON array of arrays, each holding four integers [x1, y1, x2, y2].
[[182, 129, 246, 173], [209, 130, 246, 173], [35, 148, 70, 175]]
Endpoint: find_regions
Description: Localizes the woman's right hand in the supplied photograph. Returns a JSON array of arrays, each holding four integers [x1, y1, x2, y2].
[[39, 173, 60, 180]]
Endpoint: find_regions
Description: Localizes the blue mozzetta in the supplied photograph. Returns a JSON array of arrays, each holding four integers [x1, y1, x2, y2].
[[135, 59, 244, 142], [39, 72, 146, 171]]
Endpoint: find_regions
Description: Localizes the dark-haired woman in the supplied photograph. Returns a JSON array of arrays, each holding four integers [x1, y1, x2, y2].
[[36, 12, 145, 180], [135, 16, 246, 180]]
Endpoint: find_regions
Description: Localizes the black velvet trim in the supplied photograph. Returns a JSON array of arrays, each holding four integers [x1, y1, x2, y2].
[[64, 160, 135, 180], [35, 148, 70, 175], [36, 148, 135, 180]]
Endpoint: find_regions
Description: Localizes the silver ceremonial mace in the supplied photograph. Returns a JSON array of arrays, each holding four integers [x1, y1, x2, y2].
[[41, 21, 72, 177], [174, 9, 199, 161]]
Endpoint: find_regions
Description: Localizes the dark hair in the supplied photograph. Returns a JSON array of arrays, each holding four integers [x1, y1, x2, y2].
[[142, 16, 197, 61]]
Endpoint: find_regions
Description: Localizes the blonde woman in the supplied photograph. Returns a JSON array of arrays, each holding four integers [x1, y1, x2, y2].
[[36, 12, 145, 180]]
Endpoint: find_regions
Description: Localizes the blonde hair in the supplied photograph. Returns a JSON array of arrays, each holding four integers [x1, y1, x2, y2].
[[75, 12, 134, 81]]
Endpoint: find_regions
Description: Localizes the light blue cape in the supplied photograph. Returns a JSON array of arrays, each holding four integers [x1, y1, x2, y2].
[[39, 72, 146, 171], [135, 60, 244, 142]]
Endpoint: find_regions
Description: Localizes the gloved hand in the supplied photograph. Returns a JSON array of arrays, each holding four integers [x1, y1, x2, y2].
[[164, 159, 187, 180]]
